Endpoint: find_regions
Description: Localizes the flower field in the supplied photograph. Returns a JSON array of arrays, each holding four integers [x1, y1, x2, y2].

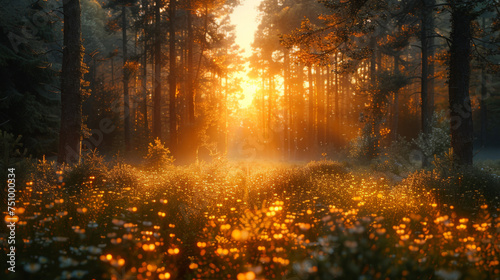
[[1, 158, 500, 280]]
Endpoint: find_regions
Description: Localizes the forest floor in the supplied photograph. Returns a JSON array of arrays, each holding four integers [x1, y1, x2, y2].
[[475, 148, 500, 161], [1, 158, 500, 280]]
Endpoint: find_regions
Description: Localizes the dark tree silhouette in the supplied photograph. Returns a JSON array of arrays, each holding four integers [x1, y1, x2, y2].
[[58, 0, 83, 164], [448, 1, 475, 166]]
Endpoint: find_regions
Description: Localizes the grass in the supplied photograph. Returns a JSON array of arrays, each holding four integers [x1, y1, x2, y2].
[[1, 157, 500, 280]]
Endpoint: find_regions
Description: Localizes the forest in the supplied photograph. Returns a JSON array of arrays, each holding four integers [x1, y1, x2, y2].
[[1, 0, 500, 279]]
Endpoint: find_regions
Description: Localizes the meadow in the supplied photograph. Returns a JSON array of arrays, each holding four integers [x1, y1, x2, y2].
[[1, 149, 500, 280]]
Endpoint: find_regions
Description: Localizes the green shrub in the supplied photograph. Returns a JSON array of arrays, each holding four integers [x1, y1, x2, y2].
[[108, 163, 141, 191], [144, 138, 174, 170], [63, 151, 109, 193], [413, 111, 451, 163], [305, 160, 349, 177], [0, 130, 32, 202], [374, 136, 419, 176], [29, 156, 59, 190], [404, 166, 500, 214], [347, 134, 372, 161]]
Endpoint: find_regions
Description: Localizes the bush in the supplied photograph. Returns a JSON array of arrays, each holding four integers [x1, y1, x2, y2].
[[413, 111, 450, 163], [347, 134, 371, 161], [0, 130, 32, 204], [144, 138, 174, 170], [29, 156, 59, 190], [404, 166, 500, 214], [305, 160, 349, 177], [374, 136, 419, 176], [63, 151, 109, 193], [108, 163, 141, 191]]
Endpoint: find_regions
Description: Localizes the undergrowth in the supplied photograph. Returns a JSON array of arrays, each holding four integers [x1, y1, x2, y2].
[[1, 156, 499, 280]]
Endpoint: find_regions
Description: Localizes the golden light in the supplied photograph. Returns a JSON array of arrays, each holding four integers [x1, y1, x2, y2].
[[5, 215, 18, 223], [230, 0, 261, 58], [230, 0, 263, 108], [239, 77, 260, 108]]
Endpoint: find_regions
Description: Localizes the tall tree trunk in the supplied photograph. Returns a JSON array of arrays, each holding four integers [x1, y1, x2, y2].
[[58, 0, 82, 164], [186, 0, 195, 124], [392, 55, 400, 141], [326, 64, 331, 145], [308, 65, 314, 154], [427, 0, 436, 115], [261, 74, 265, 136], [449, 4, 474, 166], [142, 32, 149, 142], [153, 0, 162, 141], [335, 60, 340, 148], [283, 49, 290, 159], [111, 55, 115, 89], [122, 6, 131, 152], [169, 0, 177, 149], [480, 66, 488, 147], [420, 0, 433, 167], [316, 65, 324, 146], [480, 17, 488, 147], [367, 38, 378, 160], [268, 74, 273, 141]]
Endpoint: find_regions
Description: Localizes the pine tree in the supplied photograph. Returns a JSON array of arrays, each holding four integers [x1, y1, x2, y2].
[[0, 0, 60, 158]]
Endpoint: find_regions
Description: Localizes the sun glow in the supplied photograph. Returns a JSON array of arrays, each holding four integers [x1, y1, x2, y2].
[[230, 0, 262, 108], [238, 75, 260, 108]]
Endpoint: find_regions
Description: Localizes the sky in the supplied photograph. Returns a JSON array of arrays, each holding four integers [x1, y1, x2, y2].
[[230, 0, 263, 107], [230, 0, 262, 57]]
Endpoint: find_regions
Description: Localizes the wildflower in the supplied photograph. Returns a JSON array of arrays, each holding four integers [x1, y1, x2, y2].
[[348, 225, 365, 234], [435, 269, 461, 280], [112, 219, 124, 226], [71, 270, 88, 279], [237, 271, 256, 280], [59, 256, 77, 268], [87, 222, 98, 228], [344, 240, 358, 250], [24, 263, 41, 273], [87, 246, 102, 254], [53, 236, 69, 242]]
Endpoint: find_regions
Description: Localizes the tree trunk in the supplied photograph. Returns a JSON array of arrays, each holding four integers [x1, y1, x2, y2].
[[480, 17, 488, 147], [480, 67, 488, 147], [169, 0, 177, 149], [308, 65, 314, 154], [367, 38, 378, 160], [326, 64, 331, 146], [142, 30, 149, 142], [449, 5, 474, 166], [111, 55, 115, 89], [427, 0, 436, 116], [268, 74, 273, 141], [420, 0, 433, 167], [122, 6, 131, 152], [316, 65, 325, 146], [153, 0, 162, 141], [334, 54, 340, 148], [186, 0, 195, 124], [58, 0, 82, 164], [283, 49, 290, 159], [392, 55, 400, 141]]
